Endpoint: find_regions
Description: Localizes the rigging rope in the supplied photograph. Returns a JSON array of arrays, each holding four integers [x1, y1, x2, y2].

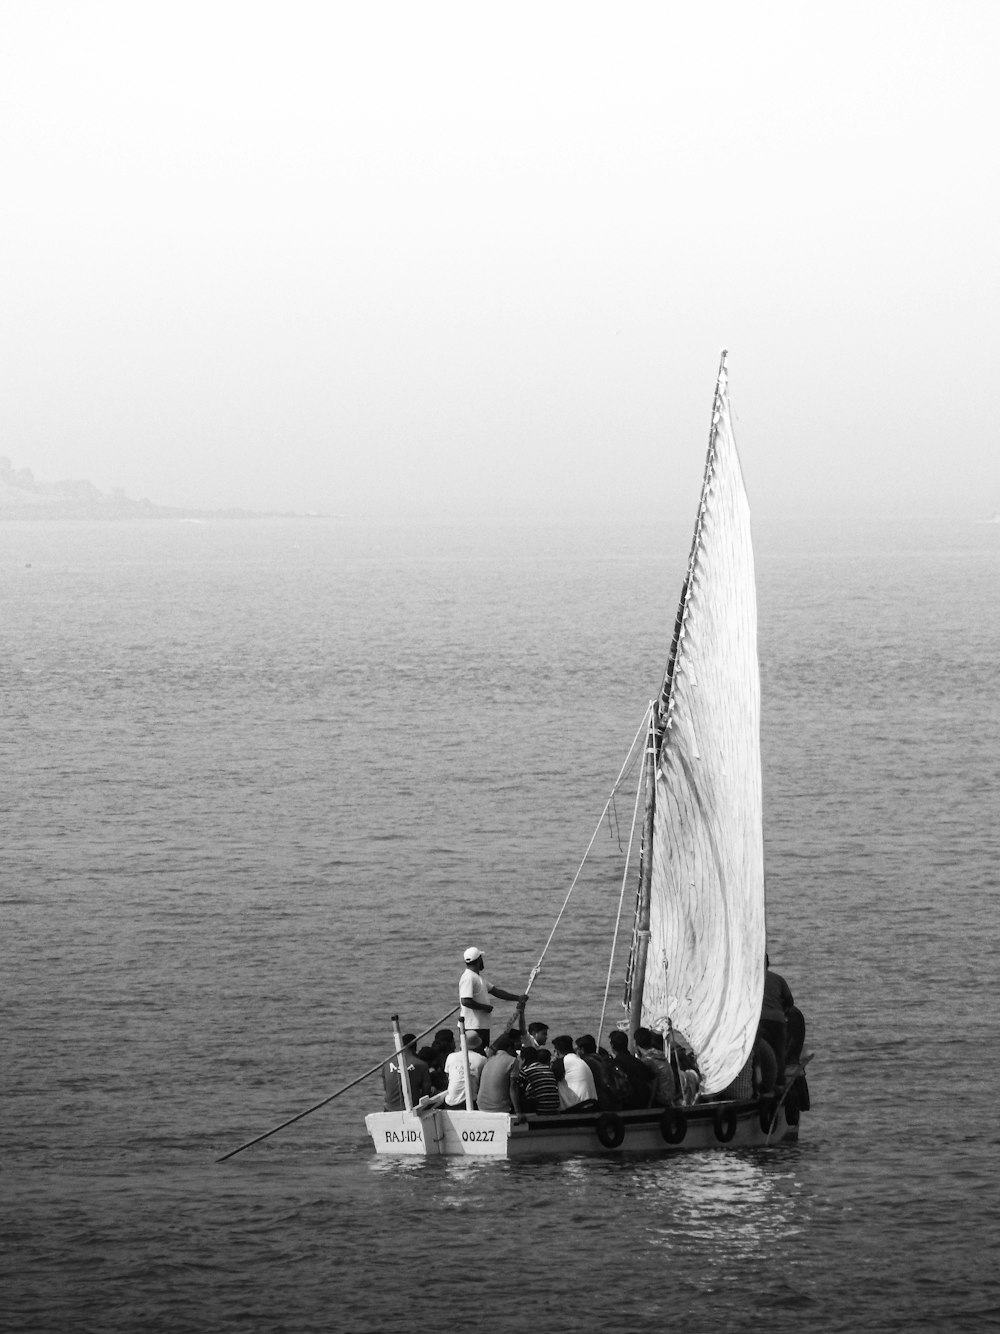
[[596, 703, 654, 1046], [523, 706, 651, 997]]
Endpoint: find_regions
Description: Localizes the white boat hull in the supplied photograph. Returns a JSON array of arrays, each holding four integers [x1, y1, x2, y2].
[[366, 1099, 797, 1159]]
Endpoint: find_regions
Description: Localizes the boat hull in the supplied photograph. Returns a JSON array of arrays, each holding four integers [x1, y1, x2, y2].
[[365, 1099, 796, 1159]]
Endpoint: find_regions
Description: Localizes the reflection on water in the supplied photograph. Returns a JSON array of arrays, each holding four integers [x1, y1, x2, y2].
[[642, 1153, 801, 1257], [370, 1146, 803, 1259]]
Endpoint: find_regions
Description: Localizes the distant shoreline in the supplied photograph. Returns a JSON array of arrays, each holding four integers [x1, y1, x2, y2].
[[0, 457, 323, 521], [0, 502, 329, 521]]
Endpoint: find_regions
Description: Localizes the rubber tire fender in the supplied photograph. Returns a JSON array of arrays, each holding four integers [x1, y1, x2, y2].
[[758, 1098, 778, 1134], [713, 1104, 738, 1143], [595, 1111, 626, 1149], [659, 1108, 688, 1145]]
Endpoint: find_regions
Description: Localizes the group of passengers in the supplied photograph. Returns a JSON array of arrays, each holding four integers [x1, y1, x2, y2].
[[381, 945, 807, 1117], [382, 1020, 703, 1119]]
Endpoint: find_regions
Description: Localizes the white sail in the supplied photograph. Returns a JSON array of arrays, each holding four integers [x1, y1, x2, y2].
[[639, 356, 765, 1094]]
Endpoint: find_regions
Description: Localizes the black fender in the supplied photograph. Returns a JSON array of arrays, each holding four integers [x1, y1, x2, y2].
[[713, 1104, 738, 1143], [595, 1111, 626, 1149], [659, 1108, 688, 1145]]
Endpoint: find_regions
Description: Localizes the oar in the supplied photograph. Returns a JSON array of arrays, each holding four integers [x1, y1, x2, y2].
[[215, 1004, 460, 1162], [763, 1051, 814, 1143]]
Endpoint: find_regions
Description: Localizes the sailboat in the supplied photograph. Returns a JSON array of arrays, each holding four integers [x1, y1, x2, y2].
[[365, 353, 809, 1157]]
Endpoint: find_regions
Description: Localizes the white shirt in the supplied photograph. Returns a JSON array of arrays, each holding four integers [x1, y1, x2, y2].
[[444, 1049, 487, 1107], [558, 1052, 597, 1108], [459, 967, 491, 1030]]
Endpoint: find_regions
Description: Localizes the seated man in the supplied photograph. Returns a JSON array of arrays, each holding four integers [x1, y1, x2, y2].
[[551, 1034, 598, 1110], [476, 1031, 520, 1112], [607, 1030, 655, 1109], [512, 1044, 561, 1116], [443, 1032, 488, 1109], [382, 1034, 432, 1111], [634, 1027, 679, 1106], [433, 1029, 456, 1057], [417, 1045, 448, 1095], [667, 1030, 701, 1104], [574, 1034, 621, 1111], [525, 1021, 550, 1054]]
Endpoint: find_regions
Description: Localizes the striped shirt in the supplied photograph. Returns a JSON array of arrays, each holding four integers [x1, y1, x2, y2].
[[515, 1062, 561, 1114]]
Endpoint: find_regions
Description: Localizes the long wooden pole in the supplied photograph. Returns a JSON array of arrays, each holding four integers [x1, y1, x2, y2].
[[596, 703, 652, 1049], [457, 1018, 474, 1111], [215, 1004, 459, 1162], [391, 1014, 414, 1112], [627, 710, 658, 1038]]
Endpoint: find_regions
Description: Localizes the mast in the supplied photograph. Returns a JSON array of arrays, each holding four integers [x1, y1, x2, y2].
[[627, 707, 658, 1036]]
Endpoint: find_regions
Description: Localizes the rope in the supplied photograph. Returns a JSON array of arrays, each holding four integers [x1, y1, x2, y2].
[[597, 703, 653, 1045], [215, 1004, 460, 1162], [523, 707, 650, 997]]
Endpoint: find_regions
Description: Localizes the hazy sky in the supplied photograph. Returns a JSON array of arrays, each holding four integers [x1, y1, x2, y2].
[[2, 1, 998, 518]]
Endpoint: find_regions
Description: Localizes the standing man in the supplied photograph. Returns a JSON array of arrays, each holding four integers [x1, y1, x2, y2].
[[459, 946, 528, 1050], [760, 953, 794, 1087]]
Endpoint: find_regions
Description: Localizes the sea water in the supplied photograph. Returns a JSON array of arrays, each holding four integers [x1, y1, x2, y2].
[[2, 513, 998, 1333]]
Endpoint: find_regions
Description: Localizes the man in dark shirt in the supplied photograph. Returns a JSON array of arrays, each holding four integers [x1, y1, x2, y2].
[[608, 1030, 654, 1109], [417, 1045, 448, 1094], [382, 1034, 432, 1111], [760, 954, 794, 1086], [574, 1034, 621, 1111]]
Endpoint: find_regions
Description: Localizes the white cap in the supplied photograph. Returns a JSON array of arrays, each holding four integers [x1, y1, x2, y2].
[[464, 946, 483, 963]]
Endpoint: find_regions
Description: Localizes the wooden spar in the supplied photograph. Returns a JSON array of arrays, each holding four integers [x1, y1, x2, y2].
[[627, 708, 658, 1038], [390, 1014, 413, 1112], [215, 1003, 459, 1162], [457, 1018, 474, 1110]]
